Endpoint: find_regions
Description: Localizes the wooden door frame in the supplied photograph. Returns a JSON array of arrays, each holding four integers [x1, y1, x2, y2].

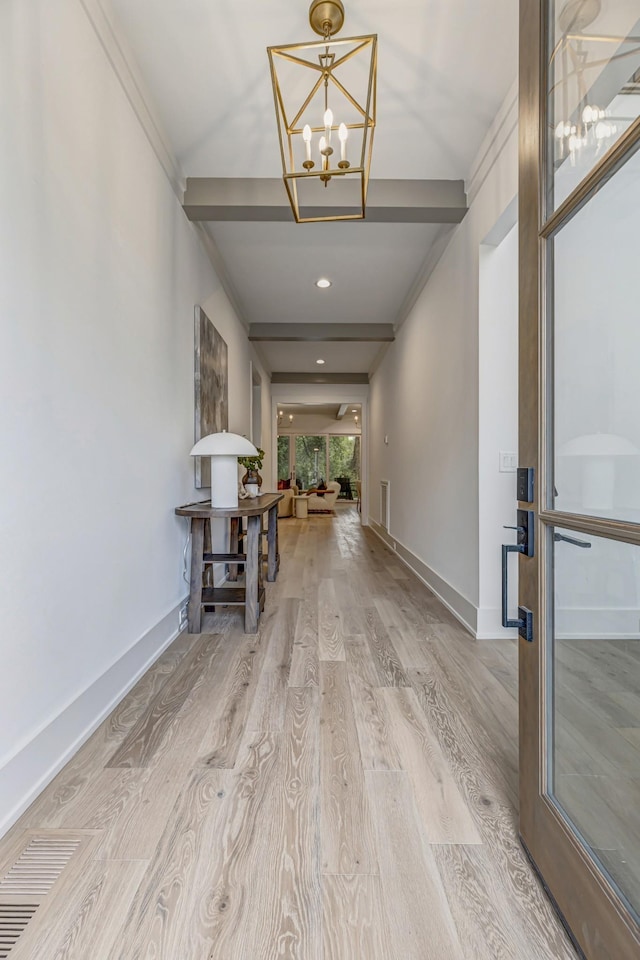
[[518, 1, 640, 956]]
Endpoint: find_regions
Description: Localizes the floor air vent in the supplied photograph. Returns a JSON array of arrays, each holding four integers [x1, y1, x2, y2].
[[0, 905, 37, 958], [0, 837, 82, 897], [0, 833, 89, 956]]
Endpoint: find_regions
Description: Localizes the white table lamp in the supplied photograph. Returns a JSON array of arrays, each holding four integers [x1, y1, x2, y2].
[[190, 432, 258, 508], [560, 432, 640, 512]]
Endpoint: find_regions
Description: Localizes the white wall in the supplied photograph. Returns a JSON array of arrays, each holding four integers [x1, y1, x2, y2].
[[478, 222, 519, 638], [0, 0, 268, 835], [368, 83, 519, 635]]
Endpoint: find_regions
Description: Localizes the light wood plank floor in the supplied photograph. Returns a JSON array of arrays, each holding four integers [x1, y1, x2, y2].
[[0, 507, 578, 959]]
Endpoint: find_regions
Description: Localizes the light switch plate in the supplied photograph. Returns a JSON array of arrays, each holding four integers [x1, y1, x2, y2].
[[499, 450, 517, 473]]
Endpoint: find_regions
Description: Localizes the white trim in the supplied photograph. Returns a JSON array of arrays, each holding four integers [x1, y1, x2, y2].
[[555, 607, 640, 642], [368, 519, 476, 637], [393, 224, 458, 334], [78, 0, 184, 197], [466, 79, 518, 205], [76, 1, 250, 327], [0, 598, 187, 838], [556, 633, 640, 641], [476, 606, 518, 641]]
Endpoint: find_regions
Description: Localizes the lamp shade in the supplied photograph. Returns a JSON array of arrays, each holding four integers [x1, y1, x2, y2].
[[190, 433, 258, 508], [560, 433, 640, 457], [559, 433, 640, 513], [190, 433, 258, 458]]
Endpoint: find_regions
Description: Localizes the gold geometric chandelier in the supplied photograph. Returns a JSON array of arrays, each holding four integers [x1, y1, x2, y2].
[[267, 0, 377, 223]]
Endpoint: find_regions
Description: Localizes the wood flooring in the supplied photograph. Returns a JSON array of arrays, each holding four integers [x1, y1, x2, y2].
[[0, 506, 579, 959]]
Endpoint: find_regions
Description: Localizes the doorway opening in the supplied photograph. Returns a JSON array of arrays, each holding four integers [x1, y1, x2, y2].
[[274, 401, 364, 512]]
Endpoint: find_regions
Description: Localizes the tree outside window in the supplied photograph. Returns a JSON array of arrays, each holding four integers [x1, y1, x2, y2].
[[277, 436, 290, 481], [329, 436, 360, 495], [295, 436, 327, 490]]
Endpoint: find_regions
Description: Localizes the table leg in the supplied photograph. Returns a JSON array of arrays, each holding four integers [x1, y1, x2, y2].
[[228, 516, 239, 581], [188, 518, 205, 633], [245, 514, 260, 633], [267, 505, 279, 581]]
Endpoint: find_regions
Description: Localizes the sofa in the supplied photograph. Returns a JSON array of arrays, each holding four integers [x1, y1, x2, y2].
[[277, 484, 299, 517], [305, 480, 341, 513]]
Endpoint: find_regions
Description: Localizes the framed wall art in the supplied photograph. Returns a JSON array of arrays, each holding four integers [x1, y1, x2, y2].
[[194, 306, 228, 487]]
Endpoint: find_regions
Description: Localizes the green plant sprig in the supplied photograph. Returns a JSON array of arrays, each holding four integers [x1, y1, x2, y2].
[[238, 447, 265, 471]]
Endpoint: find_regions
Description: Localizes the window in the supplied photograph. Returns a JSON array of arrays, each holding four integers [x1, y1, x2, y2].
[[277, 436, 290, 482]]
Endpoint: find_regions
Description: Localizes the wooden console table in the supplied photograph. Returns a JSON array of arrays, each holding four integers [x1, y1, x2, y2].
[[175, 493, 283, 634]]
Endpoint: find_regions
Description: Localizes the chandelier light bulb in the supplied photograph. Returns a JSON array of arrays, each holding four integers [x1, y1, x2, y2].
[[303, 123, 312, 162], [339, 122, 348, 162], [319, 135, 329, 172], [324, 108, 333, 143]]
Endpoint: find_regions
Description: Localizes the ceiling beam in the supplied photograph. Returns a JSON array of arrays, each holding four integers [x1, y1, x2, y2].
[[249, 323, 394, 342], [271, 372, 369, 384], [183, 178, 467, 224], [336, 404, 348, 420]]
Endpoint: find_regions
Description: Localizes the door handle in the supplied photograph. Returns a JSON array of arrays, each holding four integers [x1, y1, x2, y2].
[[501, 510, 534, 641], [553, 532, 591, 548]]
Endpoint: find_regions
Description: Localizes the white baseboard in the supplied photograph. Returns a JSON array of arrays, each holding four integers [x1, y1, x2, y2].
[[0, 597, 188, 839], [555, 606, 640, 641], [476, 607, 518, 641], [368, 519, 476, 637]]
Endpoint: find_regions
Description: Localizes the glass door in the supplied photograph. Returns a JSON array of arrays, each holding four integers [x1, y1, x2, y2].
[[294, 435, 327, 491], [519, 2, 640, 956], [277, 435, 292, 484], [329, 435, 361, 499]]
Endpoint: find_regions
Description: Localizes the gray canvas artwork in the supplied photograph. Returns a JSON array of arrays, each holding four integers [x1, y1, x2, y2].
[[194, 306, 229, 487]]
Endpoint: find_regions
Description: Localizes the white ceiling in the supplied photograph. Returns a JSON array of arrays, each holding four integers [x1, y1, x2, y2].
[[105, 0, 519, 374], [108, 0, 518, 180], [207, 221, 447, 325], [258, 339, 383, 374]]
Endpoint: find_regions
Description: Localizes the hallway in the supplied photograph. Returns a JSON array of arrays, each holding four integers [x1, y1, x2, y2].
[[0, 509, 576, 959]]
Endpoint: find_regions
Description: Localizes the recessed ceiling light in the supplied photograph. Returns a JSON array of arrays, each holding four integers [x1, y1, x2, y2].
[[352, 409, 357, 412], [315, 278, 332, 289], [316, 358, 326, 365]]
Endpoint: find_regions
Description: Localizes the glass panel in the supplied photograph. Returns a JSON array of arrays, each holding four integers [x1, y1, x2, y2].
[[277, 436, 290, 482], [329, 435, 361, 499], [294, 436, 327, 491], [550, 526, 640, 917], [551, 143, 640, 522], [547, 0, 640, 211]]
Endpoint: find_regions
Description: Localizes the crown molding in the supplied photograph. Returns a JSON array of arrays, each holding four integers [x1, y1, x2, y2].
[[194, 225, 250, 330], [77, 0, 253, 329], [78, 0, 184, 197], [466, 78, 518, 206]]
